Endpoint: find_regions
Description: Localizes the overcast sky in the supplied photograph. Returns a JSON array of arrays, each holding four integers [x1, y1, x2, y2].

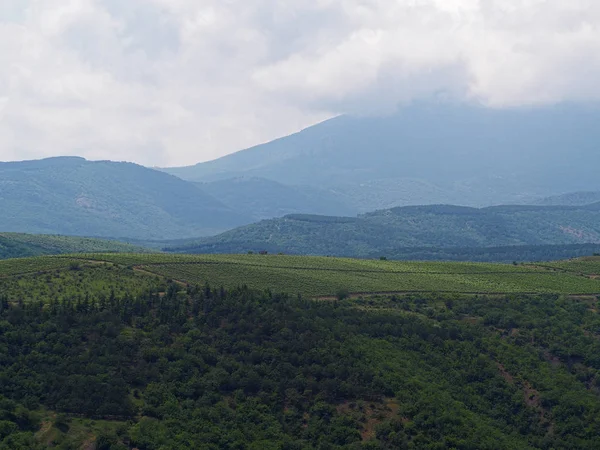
[[0, 0, 599, 167]]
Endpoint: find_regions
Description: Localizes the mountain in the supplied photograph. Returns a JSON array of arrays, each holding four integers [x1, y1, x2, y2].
[[166, 203, 600, 258], [198, 177, 356, 220], [163, 103, 600, 211], [0, 157, 251, 239], [534, 191, 600, 206], [0, 232, 149, 259]]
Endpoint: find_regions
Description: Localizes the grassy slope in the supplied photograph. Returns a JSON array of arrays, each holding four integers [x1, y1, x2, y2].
[[0, 232, 149, 260], [3, 253, 598, 298]]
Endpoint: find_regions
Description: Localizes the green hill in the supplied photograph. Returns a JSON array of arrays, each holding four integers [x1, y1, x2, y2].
[[2, 254, 600, 448], [3, 253, 598, 298], [167, 203, 600, 258], [0, 157, 251, 239], [0, 232, 149, 259]]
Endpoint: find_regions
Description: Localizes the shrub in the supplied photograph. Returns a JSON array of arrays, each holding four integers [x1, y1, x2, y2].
[[336, 288, 350, 301]]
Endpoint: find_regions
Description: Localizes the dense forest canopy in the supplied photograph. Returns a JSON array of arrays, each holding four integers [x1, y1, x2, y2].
[[170, 204, 600, 258]]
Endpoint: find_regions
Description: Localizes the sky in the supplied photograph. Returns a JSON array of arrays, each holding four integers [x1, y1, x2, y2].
[[0, 0, 599, 167]]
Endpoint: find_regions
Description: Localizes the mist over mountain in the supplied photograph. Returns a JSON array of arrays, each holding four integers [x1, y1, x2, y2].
[[534, 191, 600, 207], [3, 103, 600, 242], [163, 103, 600, 211], [0, 157, 251, 239], [198, 177, 355, 220]]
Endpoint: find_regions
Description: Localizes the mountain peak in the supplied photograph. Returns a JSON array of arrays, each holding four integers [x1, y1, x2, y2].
[[160, 103, 600, 211]]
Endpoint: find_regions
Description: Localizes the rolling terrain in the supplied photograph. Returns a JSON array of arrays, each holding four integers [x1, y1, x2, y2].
[[168, 203, 600, 258], [0, 232, 149, 259], [163, 103, 600, 211], [0, 157, 251, 239], [3, 253, 600, 298], [1, 254, 600, 448]]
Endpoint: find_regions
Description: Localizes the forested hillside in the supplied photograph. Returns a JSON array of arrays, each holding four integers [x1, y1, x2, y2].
[[0, 157, 250, 239], [534, 191, 600, 206], [170, 204, 600, 257], [1, 257, 600, 448], [0, 233, 148, 259]]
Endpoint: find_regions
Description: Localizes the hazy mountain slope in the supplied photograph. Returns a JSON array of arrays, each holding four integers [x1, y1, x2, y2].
[[0, 232, 149, 259], [167, 203, 600, 257], [198, 177, 356, 219], [164, 103, 600, 210], [0, 157, 250, 239], [534, 191, 600, 206]]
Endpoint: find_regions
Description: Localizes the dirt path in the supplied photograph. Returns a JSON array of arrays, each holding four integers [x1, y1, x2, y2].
[[132, 266, 188, 287]]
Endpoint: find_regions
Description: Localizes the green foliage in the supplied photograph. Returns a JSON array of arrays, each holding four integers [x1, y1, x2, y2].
[[2, 256, 600, 447], [166, 205, 600, 259], [1, 265, 600, 448], [0, 232, 150, 260], [336, 288, 350, 300], [0, 157, 249, 239], [0, 262, 164, 304], [0, 257, 79, 278], [543, 256, 600, 274], [0, 396, 41, 449], [61, 253, 600, 297]]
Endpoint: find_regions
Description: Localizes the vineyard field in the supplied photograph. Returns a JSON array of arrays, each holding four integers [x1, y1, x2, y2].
[[2, 253, 600, 297], [0, 263, 164, 303], [541, 256, 600, 275], [0, 256, 79, 277], [140, 262, 600, 296], [62, 253, 548, 273], [60, 253, 600, 297]]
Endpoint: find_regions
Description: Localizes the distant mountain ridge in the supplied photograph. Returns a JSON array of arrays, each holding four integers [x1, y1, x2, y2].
[[163, 103, 600, 211], [198, 177, 355, 220], [534, 191, 600, 206], [0, 157, 251, 239], [166, 202, 600, 258]]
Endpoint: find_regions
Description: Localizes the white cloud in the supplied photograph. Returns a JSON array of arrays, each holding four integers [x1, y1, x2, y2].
[[0, 0, 599, 166]]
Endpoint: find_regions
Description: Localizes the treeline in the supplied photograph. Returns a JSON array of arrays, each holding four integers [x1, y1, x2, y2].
[[166, 241, 600, 263], [379, 243, 600, 263], [0, 233, 146, 260], [2, 282, 600, 448]]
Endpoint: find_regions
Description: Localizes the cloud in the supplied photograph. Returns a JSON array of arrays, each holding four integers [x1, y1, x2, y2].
[[0, 0, 599, 166]]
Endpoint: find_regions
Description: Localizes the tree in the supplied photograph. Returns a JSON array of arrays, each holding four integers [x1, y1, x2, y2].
[[336, 288, 350, 301]]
